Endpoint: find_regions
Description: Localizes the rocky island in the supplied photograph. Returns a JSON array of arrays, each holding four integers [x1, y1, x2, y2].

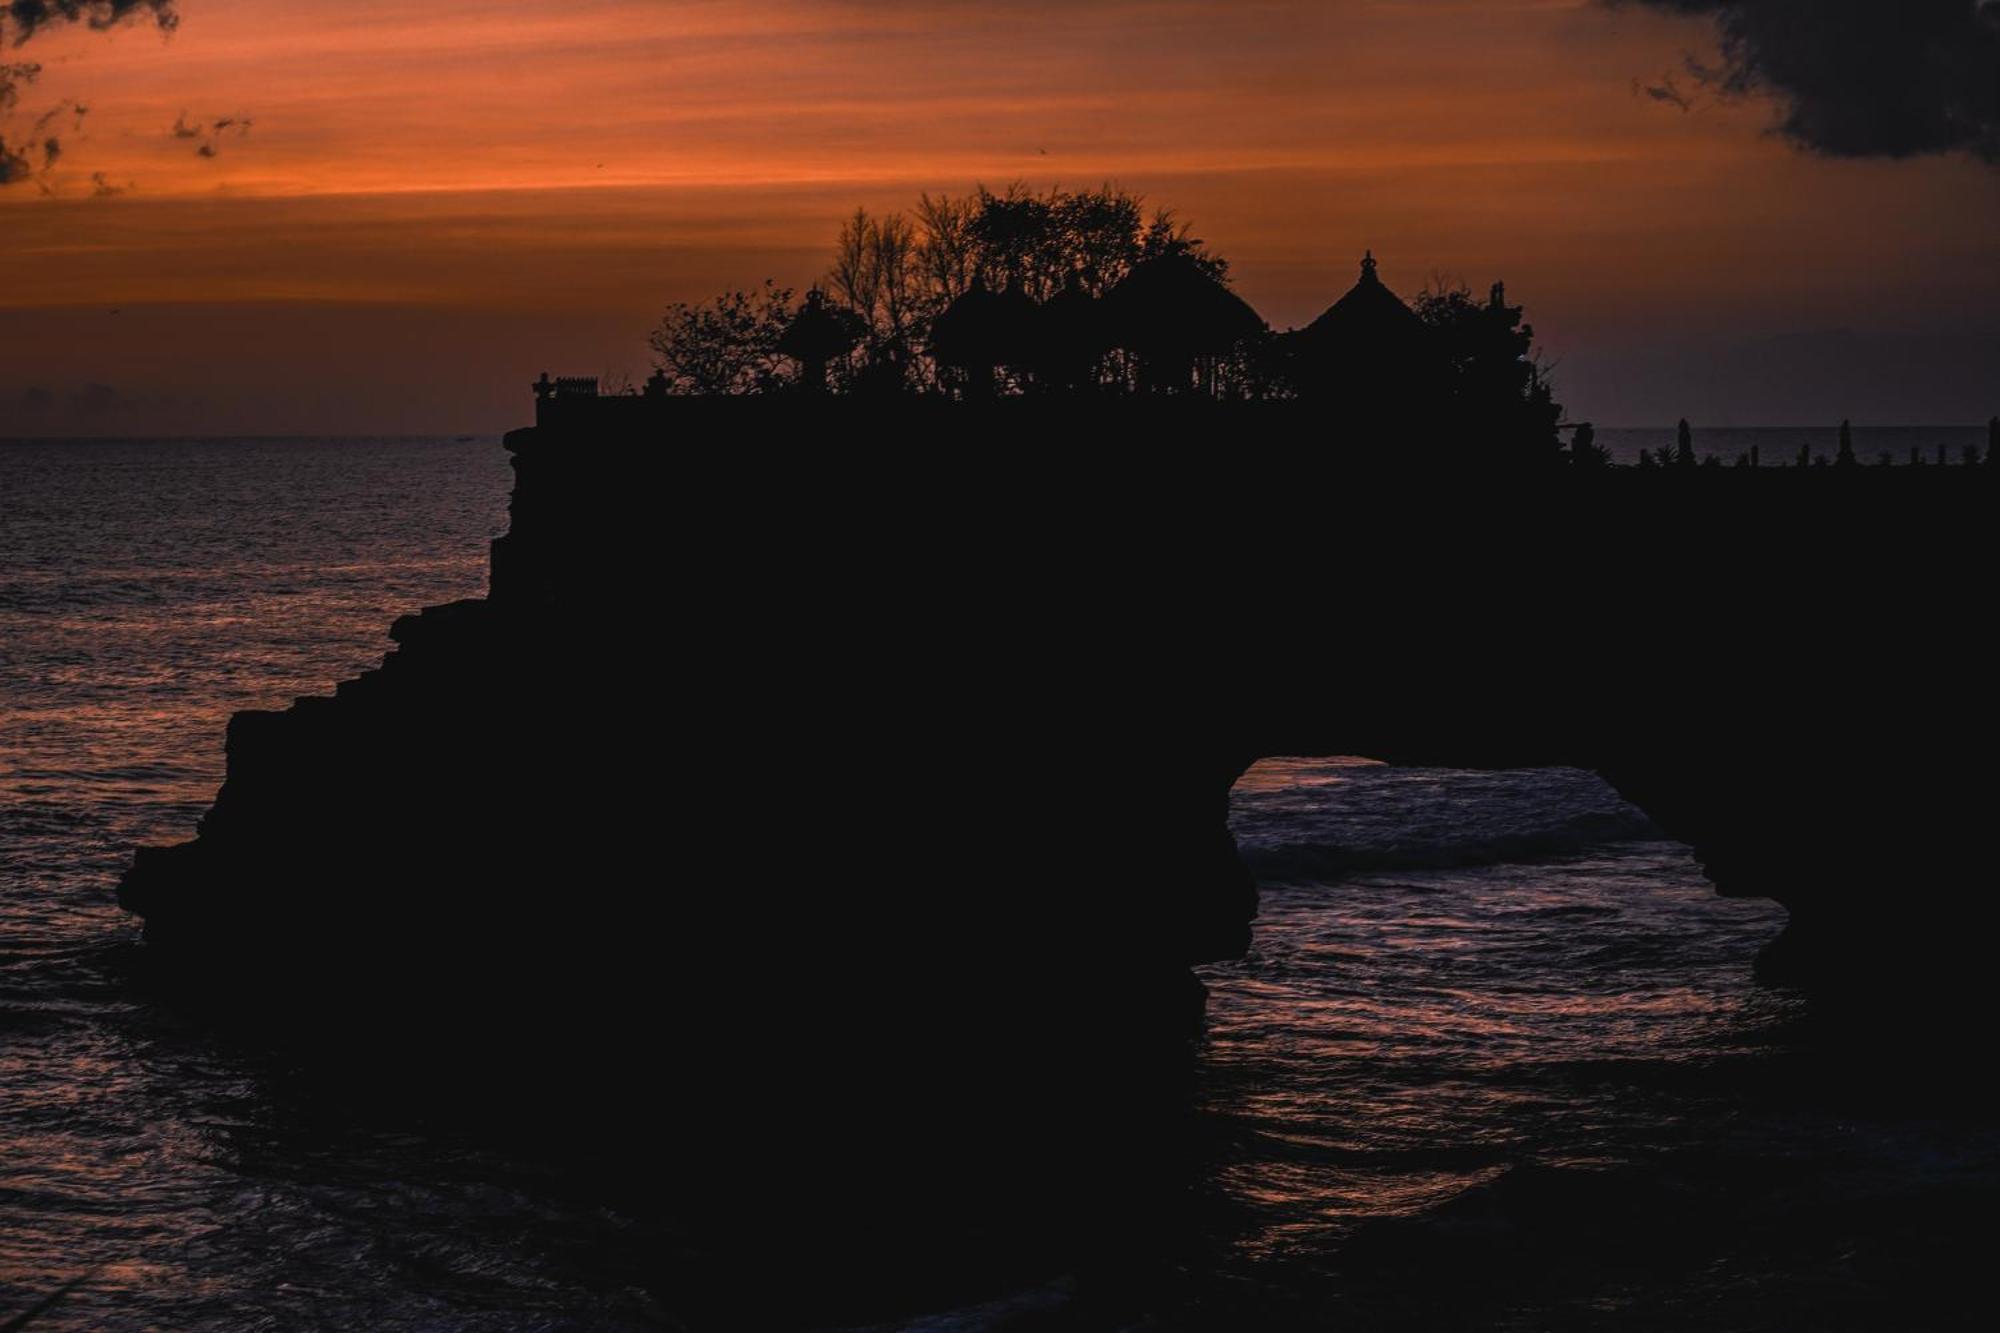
[[119, 382, 1996, 1323]]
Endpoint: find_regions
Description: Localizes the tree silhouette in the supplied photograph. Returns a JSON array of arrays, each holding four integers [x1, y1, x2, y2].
[[830, 211, 924, 372], [829, 183, 1230, 394], [1836, 418, 1857, 467], [646, 282, 797, 395], [1411, 280, 1563, 466], [1675, 419, 1696, 468]]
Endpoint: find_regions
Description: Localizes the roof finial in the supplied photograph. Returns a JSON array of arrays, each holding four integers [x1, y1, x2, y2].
[[1361, 250, 1378, 282]]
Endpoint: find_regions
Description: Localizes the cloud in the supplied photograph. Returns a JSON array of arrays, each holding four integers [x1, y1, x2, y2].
[[1614, 0, 2000, 162], [173, 109, 252, 158], [32, 95, 83, 130], [1637, 74, 1693, 112], [0, 58, 37, 110], [3, 2, 178, 46], [68, 380, 131, 416], [2, 1, 176, 185]]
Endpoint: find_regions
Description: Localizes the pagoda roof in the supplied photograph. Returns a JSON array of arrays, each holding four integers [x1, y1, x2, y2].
[[930, 277, 1039, 369], [1299, 252, 1426, 343], [1102, 253, 1266, 358]]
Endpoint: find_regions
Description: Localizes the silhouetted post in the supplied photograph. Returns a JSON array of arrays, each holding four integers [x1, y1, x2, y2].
[[1911, 446, 1922, 467], [1750, 443, 1760, 468], [1796, 441, 1811, 468], [777, 287, 860, 395], [1836, 419, 1856, 468], [1571, 422, 1598, 467], [1989, 416, 1999, 465], [1675, 419, 1695, 468], [1937, 442, 1948, 467]]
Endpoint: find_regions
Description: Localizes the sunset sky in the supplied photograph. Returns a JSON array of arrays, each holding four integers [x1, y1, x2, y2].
[[3, 0, 1996, 433]]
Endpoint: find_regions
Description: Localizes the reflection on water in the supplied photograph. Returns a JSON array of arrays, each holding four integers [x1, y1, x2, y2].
[[1206, 758, 1792, 1254], [0, 440, 669, 1329], [1171, 759, 2000, 1330]]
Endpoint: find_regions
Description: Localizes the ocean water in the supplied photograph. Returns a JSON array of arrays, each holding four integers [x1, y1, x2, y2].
[[1, 438, 1993, 1330]]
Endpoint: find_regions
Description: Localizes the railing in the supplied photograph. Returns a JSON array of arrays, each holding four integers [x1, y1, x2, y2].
[[532, 374, 601, 401]]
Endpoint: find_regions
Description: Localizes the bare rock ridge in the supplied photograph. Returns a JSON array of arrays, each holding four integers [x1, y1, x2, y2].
[[118, 392, 1995, 1321]]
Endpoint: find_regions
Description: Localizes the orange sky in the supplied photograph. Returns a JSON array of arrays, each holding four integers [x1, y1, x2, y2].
[[3, 0, 1996, 431]]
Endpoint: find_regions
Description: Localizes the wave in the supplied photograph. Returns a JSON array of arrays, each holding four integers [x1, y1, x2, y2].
[[1236, 808, 1663, 880]]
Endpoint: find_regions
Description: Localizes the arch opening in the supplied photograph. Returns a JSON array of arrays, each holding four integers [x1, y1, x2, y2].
[[1198, 754, 1789, 1256]]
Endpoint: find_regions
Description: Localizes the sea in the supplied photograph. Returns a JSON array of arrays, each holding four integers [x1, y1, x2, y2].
[[3, 435, 1997, 1331]]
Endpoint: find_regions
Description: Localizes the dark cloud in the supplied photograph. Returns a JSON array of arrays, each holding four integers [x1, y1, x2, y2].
[[173, 109, 250, 158], [2, 1, 175, 185], [1638, 74, 1693, 112], [3, 2, 177, 45], [1, 379, 187, 435], [32, 95, 83, 130], [1615, 0, 2000, 161], [0, 58, 37, 110], [69, 381, 131, 416]]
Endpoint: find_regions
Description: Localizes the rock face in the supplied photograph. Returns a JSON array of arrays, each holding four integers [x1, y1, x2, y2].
[[120, 393, 1994, 1320]]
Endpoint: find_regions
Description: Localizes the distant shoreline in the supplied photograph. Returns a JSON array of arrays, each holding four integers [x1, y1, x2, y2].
[[0, 425, 1990, 445]]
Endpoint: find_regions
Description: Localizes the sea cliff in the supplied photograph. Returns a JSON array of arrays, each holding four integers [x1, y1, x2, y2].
[[120, 393, 1995, 1321]]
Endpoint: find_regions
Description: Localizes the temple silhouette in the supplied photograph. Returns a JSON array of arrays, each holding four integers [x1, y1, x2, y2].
[[669, 248, 1529, 412], [616, 246, 1996, 472]]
